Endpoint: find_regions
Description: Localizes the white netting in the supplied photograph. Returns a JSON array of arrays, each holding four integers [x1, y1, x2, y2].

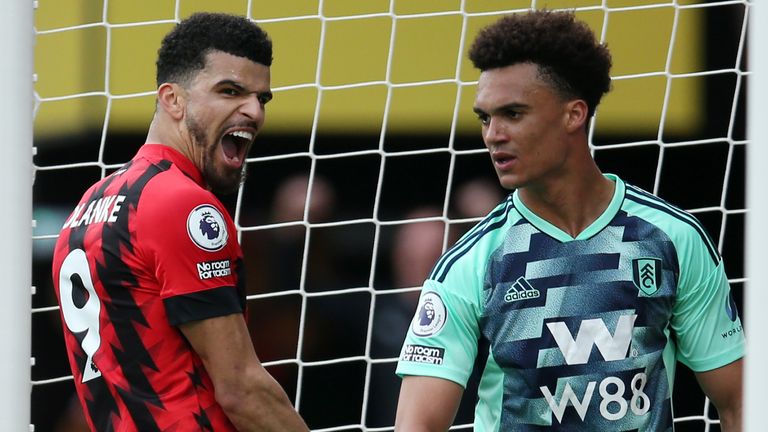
[[31, 1, 750, 431]]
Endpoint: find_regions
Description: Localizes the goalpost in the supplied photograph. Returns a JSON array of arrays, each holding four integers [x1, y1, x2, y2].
[[28, 1, 761, 431], [745, 1, 768, 431], [2, 0, 32, 431]]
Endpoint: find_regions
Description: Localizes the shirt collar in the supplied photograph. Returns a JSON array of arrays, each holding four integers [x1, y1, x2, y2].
[[136, 144, 205, 187], [512, 174, 625, 242]]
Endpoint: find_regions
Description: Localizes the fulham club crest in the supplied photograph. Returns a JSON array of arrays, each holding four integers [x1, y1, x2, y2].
[[632, 257, 662, 296]]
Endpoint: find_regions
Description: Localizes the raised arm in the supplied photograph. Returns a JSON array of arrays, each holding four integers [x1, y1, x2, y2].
[[395, 375, 464, 432], [179, 313, 309, 432], [695, 358, 743, 432]]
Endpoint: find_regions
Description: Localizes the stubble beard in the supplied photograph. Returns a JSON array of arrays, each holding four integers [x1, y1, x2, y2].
[[185, 114, 247, 195]]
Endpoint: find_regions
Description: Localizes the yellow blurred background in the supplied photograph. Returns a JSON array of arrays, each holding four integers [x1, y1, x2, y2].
[[34, 0, 707, 140]]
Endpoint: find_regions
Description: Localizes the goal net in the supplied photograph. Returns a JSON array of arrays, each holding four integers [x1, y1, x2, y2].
[[30, 1, 750, 431]]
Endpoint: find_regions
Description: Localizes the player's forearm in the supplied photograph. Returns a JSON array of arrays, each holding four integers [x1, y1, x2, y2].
[[394, 418, 451, 432], [395, 399, 455, 432], [695, 360, 743, 432], [218, 375, 308, 432], [224, 402, 307, 432], [395, 376, 463, 432], [717, 404, 742, 432]]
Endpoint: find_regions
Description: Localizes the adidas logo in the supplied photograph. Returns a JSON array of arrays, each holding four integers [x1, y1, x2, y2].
[[504, 277, 540, 302]]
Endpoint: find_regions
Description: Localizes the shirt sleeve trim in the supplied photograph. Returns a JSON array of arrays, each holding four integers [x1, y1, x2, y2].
[[679, 343, 745, 372], [395, 364, 469, 389], [163, 286, 243, 326]]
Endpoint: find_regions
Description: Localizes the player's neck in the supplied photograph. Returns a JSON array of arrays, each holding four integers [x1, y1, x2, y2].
[[518, 164, 615, 238], [145, 116, 196, 165]]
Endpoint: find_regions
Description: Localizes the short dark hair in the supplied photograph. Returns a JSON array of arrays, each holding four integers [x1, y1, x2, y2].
[[468, 10, 612, 118], [156, 12, 272, 87]]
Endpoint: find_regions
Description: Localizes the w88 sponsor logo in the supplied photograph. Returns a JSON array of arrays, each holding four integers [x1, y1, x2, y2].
[[540, 372, 651, 423], [539, 314, 651, 422]]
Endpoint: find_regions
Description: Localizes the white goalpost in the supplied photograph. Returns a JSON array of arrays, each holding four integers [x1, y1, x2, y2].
[[2, 0, 33, 431], [29, 1, 760, 431], [745, 0, 767, 431]]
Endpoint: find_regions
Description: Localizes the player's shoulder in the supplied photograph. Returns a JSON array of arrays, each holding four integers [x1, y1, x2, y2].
[[622, 182, 719, 263], [143, 162, 213, 201], [127, 160, 233, 254], [152, 166, 204, 192], [122, 160, 225, 231], [623, 183, 701, 232], [428, 194, 518, 283]]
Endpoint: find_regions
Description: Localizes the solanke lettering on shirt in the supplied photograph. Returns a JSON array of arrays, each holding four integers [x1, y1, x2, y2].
[[63, 195, 127, 228]]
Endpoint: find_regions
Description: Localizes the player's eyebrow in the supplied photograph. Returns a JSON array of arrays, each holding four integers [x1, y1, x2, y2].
[[215, 79, 246, 90], [473, 102, 528, 116], [215, 79, 273, 102]]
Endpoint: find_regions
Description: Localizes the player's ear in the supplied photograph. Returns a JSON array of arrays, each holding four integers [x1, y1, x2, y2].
[[157, 83, 185, 120], [564, 99, 588, 133]]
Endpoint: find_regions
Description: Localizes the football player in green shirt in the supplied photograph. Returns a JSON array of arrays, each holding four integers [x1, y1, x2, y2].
[[395, 9, 744, 432]]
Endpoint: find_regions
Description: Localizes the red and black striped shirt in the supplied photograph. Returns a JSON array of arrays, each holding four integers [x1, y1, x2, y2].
[[52, 144, 245, 431]]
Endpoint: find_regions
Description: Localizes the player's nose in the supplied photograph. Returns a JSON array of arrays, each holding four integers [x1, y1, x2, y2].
[[240, 94, 265, 122], [483, 117, 509, 145]]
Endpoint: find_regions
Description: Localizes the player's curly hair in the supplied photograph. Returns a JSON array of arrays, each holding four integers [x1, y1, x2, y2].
[[468, 10, 612, 118], [156, 12, 272, 87]]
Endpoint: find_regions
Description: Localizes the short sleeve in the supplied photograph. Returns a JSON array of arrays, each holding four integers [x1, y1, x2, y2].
[[396, 278, 482, 388], [672, 247, 744, 371], [136, 174, 243, 324]]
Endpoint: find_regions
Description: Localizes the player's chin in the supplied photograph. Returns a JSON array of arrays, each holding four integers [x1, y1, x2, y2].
[[207, 167, 244, 195], [496, 172, 520, 191]]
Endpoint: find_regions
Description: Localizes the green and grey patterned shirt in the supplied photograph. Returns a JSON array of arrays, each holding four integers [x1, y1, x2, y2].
[[396, 174, 744, 431]]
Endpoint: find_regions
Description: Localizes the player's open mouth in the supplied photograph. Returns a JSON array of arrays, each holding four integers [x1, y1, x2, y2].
[[220, 129, 254, 168], [491, 151, 516, 169]]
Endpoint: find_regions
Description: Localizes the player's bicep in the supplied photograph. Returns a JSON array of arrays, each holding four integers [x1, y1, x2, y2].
[[694, 359, 743, 431], [695, 358, 742, 406], [178, 313, 260, 385], [395, 375, 464, 432]]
